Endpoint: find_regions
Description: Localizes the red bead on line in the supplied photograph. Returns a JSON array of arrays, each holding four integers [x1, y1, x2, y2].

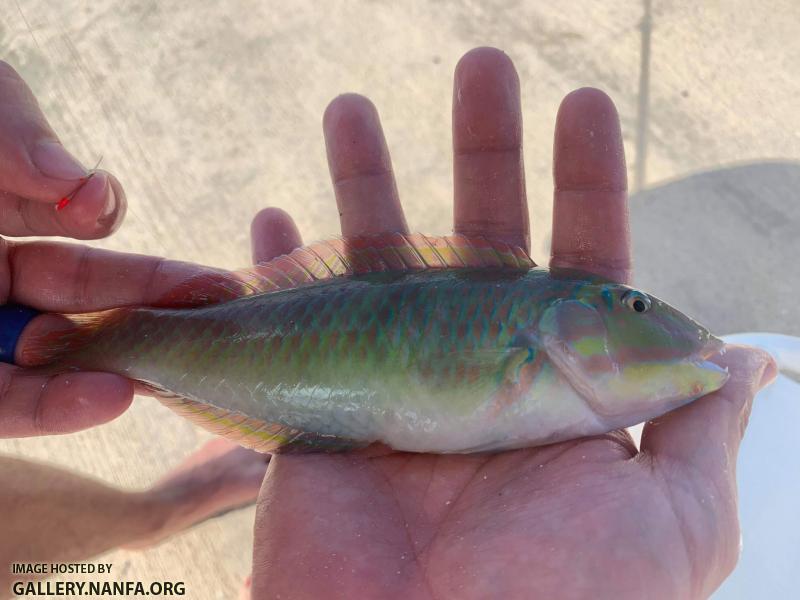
[[54, 173, 94, 212]]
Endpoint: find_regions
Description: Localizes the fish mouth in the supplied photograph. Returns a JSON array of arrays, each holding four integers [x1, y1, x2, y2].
[[687, 335, 729, 394], [698, 334, 725, 360]]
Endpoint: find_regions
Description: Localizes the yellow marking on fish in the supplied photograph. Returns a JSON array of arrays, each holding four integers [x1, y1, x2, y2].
[[574, 336, 605, 357]]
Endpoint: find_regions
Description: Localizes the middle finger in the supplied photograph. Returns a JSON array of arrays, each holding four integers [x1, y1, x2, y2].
[[453, 47, 529, 251]]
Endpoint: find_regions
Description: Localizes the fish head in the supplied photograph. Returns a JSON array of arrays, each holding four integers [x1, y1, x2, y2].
[[538, 283, 728, 424]]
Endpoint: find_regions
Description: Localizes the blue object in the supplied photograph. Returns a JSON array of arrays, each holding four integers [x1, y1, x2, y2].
[[0, 304, 39, 363]]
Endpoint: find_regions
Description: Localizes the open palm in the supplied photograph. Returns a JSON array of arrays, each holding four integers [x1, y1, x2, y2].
[[248, 48, 773, 600]]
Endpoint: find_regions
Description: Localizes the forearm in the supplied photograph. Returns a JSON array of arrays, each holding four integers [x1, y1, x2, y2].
[[0, 455, 167, 588]]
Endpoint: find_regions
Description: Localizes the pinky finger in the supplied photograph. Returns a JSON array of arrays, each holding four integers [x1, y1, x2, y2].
[[0, 366, 133, 437]]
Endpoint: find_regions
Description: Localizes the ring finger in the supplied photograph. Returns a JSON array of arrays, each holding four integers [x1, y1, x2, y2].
[[323, 93, 408, 237]]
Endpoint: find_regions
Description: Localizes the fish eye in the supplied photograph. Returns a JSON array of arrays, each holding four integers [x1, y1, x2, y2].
[[621, 290, 651, 313]]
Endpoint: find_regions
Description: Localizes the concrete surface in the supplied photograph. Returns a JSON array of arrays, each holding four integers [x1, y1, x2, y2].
[[632, 162, 800, 336], [0, 1, 797, 598]]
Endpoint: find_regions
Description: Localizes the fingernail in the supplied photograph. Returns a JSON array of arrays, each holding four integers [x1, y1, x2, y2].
[[759, 353, 778, 389], [30, 141, 88, 180], [97, 180, 118, 226]]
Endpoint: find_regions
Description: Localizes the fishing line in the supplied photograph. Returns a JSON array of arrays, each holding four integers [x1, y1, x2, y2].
[[12, 0, 176, 260], [55, 156, 103, 211]]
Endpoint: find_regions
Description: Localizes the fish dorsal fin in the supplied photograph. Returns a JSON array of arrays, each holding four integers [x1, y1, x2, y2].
[[157, 233, 535, 305]]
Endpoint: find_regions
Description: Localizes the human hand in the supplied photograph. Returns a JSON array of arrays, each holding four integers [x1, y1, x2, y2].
[[0, 61, 274, 438], [248, 48, 776, 599]]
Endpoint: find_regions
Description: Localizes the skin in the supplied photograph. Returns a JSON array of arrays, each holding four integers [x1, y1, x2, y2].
[[250, 48, 777, 600], [0, 439, 267, 591], [0, 61, 296, 436], [0, 61, 273, 589], [0, 50, 777, 599]]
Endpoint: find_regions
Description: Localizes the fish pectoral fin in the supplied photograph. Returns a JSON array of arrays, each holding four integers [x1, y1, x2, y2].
[[498, 347, 537, 386], [457, 346, 536, 379], [423, 347, 531, 386], [486, 347, 543, 415], [148, 391, 366, 454]]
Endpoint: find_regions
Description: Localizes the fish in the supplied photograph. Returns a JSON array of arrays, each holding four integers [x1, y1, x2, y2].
[[23, 233, 728, 454]]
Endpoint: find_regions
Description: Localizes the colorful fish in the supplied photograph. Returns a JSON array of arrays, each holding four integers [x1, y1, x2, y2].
[[25, 233, 727, 453]]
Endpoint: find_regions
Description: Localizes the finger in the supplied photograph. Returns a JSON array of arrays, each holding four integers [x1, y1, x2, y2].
[[0, 62, 126, 239], [7, 241, 232, 312], [239, 576, 252, 600], [250, 207, 303, 264], [453, 47, 529, 250], [639, 345, 776, 591], [641, 345, 776, 475], [323, 93, 408, 237], [0, 366, 133, 437], [551, 88, 631, 283], [0, 170, 125, 239], [0, 61, 90, 202]]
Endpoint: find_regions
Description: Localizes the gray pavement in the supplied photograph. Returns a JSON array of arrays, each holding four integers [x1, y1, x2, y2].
[[632, 161, 800, 336], [0, 1, 797, 597]]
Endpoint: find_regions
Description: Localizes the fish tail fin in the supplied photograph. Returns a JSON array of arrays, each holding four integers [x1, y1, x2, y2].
[[19, 308, 128, 370]]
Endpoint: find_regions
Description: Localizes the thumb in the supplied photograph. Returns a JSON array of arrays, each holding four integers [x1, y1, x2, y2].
[[639, 345, 776, 595], [640, 344, 776, 468], [0, 61, 126, 239], [0, 60, 87, 201]]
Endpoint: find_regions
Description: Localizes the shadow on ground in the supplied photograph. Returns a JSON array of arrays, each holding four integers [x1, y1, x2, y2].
[[631, 161, 800, 336]]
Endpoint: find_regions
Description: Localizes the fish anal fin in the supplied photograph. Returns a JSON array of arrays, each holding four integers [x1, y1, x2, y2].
[[145, 388, 364, 454]]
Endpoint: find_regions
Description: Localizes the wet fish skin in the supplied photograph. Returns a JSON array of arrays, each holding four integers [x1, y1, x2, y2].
[[36, 261, 727, 454]]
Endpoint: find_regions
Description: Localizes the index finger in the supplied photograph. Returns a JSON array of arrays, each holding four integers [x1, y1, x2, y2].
[[551, 88, 631, 283], [6, 243, 237, 434], [7, 240, 229, 312], [0, 61, 87, 202]]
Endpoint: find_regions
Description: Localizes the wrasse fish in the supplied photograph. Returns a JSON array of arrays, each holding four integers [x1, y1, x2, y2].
[[25, 233, 727, 454]]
